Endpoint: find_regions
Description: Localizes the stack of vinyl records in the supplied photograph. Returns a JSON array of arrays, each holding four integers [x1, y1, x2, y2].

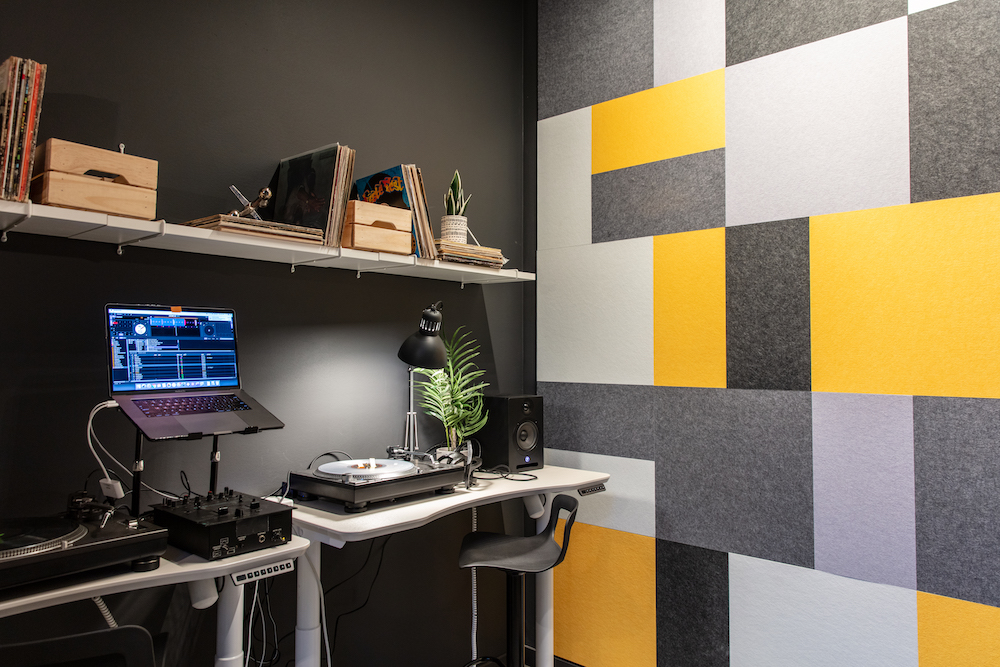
[[434, 240, 507, 268], [0, 56, 47, 202]]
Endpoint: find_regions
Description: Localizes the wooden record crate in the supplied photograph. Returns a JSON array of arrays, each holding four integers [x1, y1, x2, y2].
[[341, 200, 413, 254], [30, 139, 157, 220]]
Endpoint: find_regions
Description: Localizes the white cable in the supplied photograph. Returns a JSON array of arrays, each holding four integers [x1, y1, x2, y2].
[[90, 425, 180, 500], [91, 596, 118, 628], [245, 581, 259, 667], [86, 401, 116, 482]]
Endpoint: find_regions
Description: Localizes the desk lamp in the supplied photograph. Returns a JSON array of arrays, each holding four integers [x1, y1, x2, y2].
[[397, 302, 447, 457]]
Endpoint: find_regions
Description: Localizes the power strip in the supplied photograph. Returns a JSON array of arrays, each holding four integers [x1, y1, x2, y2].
[[230, 558, 295, 586]]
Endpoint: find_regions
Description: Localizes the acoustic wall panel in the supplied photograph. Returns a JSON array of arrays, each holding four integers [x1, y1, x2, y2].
[[591, 69, 725, 175], [656, 540, 730, 667], [812, 392, 916, 589], [725, 18, 910, 227], [725, 219, 811, 391], [653, 228, 726, 388], [537, 107, 592, 251], [653, 0, 726, 86], [546, 448, 656, 537], [537, 239, 654, 385], [553, 522, 657, 667], [725, 0, 908, 66], [914, 396, 1000, 608], [730, 555, 918, 667], [537, 0, 654, 120], [909, 0, 1000, 203], [655, 388, 814, 567], [917, 592, 1000, 667], [538, 381, 656, 461], [811, 194, 1000, 399], [593, 149, 725, 243]]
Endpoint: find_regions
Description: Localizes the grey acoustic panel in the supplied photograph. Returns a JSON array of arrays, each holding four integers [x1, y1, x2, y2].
[[909, 0, 1000, 203], [656, 540, 729, 667], [725, 0, 907, 66], [726, 219, 811, 391], [914, 396, 1000, 607], [538, 0, 654, 120], [655, 387, 814, 567], [538, 381, 656, 460], [592, 149, 725, 243]]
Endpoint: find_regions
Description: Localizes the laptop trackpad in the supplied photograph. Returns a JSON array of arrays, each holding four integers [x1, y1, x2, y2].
[[177, 412, 249, 435]]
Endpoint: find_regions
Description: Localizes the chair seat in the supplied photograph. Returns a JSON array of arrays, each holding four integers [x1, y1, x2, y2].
[[458, 531, 564, 574]]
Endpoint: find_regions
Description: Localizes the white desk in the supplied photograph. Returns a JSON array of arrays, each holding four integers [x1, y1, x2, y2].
[[0, 536, 310, 667], [290, 465, 610, 667]]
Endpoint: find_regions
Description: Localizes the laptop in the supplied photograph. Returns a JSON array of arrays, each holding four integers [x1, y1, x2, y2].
[[106, 304, 284, 440]]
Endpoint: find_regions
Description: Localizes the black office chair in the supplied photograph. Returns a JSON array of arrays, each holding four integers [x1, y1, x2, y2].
[[0, 624, 157, 667], [458, 493, 579, 667]]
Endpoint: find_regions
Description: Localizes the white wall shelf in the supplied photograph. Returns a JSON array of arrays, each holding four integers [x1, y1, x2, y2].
[[0, 199, 535, 285]]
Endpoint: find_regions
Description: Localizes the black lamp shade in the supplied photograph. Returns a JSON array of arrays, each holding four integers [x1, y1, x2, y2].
[[398, 303, 446, 369]]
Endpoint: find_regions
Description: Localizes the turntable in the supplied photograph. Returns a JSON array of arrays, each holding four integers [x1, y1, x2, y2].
[[0, 512, 168, 591], [288, 457, 467, 512]]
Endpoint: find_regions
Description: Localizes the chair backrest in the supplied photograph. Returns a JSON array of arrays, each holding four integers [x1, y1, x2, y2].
[[540, 493, 579, 570], [0, 624, 156, 667]]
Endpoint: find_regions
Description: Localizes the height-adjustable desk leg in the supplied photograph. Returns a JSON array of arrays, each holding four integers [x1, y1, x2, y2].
[[296, 539, 325, 667], [531, 492, 555, 667], [215, 576, 246, 667]]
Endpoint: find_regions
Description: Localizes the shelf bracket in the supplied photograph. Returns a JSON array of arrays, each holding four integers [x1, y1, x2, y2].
[[117, 219, 166, 255], [1, 200, 32, 242]]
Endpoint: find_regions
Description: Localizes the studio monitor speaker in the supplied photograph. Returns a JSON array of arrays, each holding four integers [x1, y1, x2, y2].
[[478, 395, 543, 472]]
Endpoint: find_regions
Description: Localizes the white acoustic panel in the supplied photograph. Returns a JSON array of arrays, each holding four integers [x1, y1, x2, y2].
[[546, 449, 654, 537], [653, 0, 726, 86], [537, 238, 653, 385], [537, 107, 592, 251], [725, 17, 910, 226], [730, 554, 918, 667]]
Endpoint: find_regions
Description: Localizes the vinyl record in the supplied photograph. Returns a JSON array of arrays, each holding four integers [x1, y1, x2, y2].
[[0, 517, 89, 561]]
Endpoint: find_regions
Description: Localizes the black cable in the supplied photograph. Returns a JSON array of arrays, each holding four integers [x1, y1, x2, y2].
[[328, 536, 392, 656], [307, 451, 354, 469], [322, 539, 376, 597], [179, 470, 192, 494]]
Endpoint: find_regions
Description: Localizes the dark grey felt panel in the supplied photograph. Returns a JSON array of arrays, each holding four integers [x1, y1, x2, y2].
[[656, 540, 730, 667], [725, 0, 906, 66], [726, 219, 811, 391], [537, 381, 655, 460], [909, 0, 1000, 203], [914, 396, 1000, 607], [655, 387, 814, 567], [592, 149, 725, 243], [538, 0, 654, 120]]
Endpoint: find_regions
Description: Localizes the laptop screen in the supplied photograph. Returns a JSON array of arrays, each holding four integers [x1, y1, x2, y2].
[[106, 305, 241, 393]]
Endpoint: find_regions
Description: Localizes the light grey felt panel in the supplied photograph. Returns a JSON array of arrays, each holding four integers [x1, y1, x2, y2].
[[909, 0, 1000, 203], [539, 381, 656, 460], [726, 219, 811, 391], [592, 149, 725, 243], [914, 396, 1000, 607], [656, 540, 730, 667], [538, 0, 654, 120], [812, 393, 916, 589], [725, 0, 907, 66], [655, 387, 814, 567]]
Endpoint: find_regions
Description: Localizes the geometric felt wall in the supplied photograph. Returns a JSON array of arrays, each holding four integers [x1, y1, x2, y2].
[[537, 0, 1000, 664]]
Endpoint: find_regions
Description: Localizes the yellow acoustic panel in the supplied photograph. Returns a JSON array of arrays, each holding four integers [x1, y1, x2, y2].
[[554, 521, 656, 666], [654, 229, 727, 387], [811, 193, 1000, 398], [918, 592, 1000, 665], [592, 69, 725, 174]]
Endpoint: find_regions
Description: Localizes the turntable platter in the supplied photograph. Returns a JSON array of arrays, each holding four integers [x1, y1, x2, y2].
[[316, 458, 417, 483], [0, 517, 89, 561]]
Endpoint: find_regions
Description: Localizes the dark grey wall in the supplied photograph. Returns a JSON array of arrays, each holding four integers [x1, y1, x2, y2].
[[0, 2, 526, 664]]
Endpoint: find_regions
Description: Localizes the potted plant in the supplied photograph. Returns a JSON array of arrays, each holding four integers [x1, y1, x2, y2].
[[414, 326, 489, 452], [441, 170, 471, 244]]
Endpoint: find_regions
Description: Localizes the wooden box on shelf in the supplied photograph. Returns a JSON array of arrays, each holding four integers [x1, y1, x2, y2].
[[340, 199, 412, 254], [29, 139, 158, 220]]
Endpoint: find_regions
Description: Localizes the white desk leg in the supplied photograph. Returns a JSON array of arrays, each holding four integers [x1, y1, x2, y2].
[[216, 577, 245, 667], [531, 492, 555, 667], [295, 540, 323, 667]]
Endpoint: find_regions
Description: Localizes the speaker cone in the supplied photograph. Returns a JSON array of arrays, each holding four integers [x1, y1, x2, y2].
[[516, 421, 538, 451]]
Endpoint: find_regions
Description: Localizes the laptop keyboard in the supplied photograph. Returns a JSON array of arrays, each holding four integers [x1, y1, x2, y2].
[[134, 394, 251, 418]]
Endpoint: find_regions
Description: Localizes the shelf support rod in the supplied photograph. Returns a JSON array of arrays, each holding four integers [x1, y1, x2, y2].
[[1, 199, 32, 242], [117, 219, 166, 255]]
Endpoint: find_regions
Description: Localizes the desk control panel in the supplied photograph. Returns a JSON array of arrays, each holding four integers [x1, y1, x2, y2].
[[577, 483, 607, 496], [230, 558, 295, 586], [152, 489, 292, 560]]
